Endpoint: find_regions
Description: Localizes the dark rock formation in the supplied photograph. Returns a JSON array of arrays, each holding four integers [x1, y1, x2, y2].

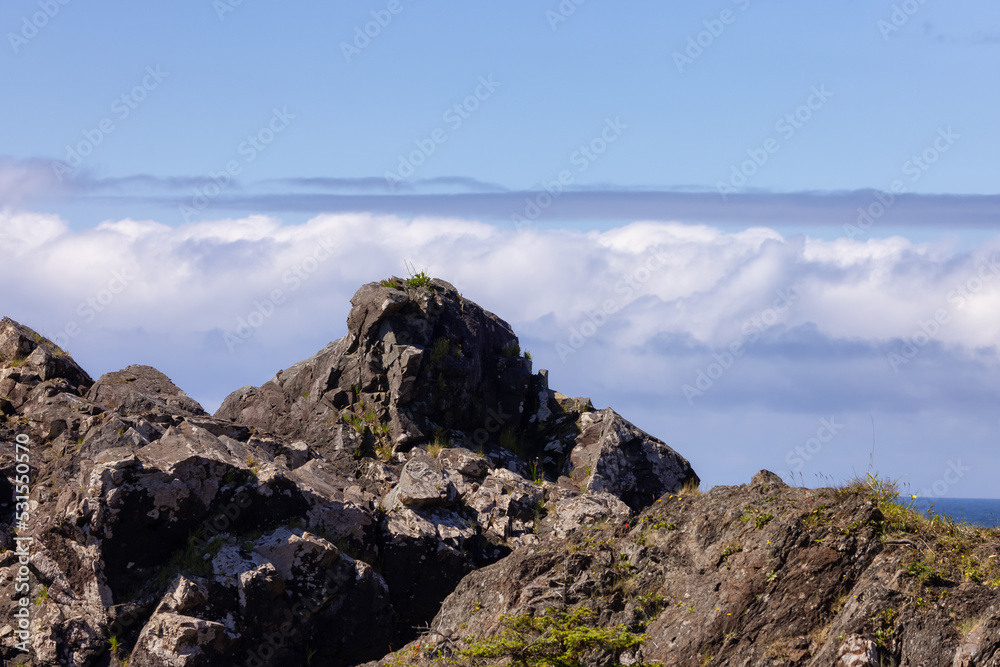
[[0, 280, 697, 666]]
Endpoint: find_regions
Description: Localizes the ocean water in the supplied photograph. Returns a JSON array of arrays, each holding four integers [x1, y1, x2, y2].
[[911, 498, 1000, 528]]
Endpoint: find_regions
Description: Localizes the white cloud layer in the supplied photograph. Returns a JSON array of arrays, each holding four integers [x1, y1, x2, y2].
[[2, 210, 999, 495]]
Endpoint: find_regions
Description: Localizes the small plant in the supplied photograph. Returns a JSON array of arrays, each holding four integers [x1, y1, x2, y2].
[[529, 457, 543, 485], [500, 342, 521, 358], [430, 337, 450, 362], [680, 478, 702, 496], [301, 391, 310, 399], [404, 271, 432, 288], [720, 541, 742, 565], [867, 607, 897, 648], [376, 444, 394, 461], [499, 426, 523, 456], [765, 569, 778, 583], [34, 584, 48, 605], [523, 350, 532, 360], [344, 413, 365, 434], [107, 635, 122, 653], [427, 438, 445, 458], [635, 592, 666, 624], [958, 616, 983, 638], [739, 504, 773, 529]]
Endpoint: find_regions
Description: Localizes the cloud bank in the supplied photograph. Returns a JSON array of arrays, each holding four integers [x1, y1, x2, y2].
[[2, 210, 998, 495]]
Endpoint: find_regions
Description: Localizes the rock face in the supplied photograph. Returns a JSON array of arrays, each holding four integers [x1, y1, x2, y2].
[[367, 470, 1000, 667], [0, 280, 697, 665]]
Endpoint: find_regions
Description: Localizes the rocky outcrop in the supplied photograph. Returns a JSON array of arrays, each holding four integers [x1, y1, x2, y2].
[[368, 470, 1000, 667], [0, 280, 696, 665]]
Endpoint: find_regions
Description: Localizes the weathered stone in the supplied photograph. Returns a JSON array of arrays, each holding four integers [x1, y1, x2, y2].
[[570, 408, 698, 511], [382, 454, 458, 511]]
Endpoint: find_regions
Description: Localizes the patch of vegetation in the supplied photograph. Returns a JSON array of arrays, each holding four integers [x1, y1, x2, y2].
[[739, 505, 773, 529], [958, 616, 984, 639], [499, 426, 528, 459], [245, 454, 259, 478], [34, 584, 48, 605], [842, 474, 1000, 589], [427, 439, 445, 458], [430, 337, 451, 363], [456, 606, 661, 667], [500, 342, 521, 358], [528, 457, 543, 485], [719, 541, 742, 568], [635, 592, 666, 628], [158, 533, 224, 583], [867, 607, 897, 649], [681, 478, 701, 496], [404, 271, 432, 288], [344, 413, 365, 434]]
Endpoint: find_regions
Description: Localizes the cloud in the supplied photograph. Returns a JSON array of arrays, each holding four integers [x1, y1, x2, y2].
[[3, 211, 1000, 494], [5, 156, 1000, 229]]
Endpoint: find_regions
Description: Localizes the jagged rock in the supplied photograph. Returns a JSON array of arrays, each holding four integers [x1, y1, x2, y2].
[[382, 453, 459, 511], [371, 471, 1000, 667], [0, 281, 704, 665], [466, 468, 544, 543], [437, 447, 489, 479], [546, 490, 632, 539], [0, 317, 92, 394], [216, 280, 530, 456], [836, 635, 879, 666], [88, 365, 206, 424], [569, 407, 698, 510]]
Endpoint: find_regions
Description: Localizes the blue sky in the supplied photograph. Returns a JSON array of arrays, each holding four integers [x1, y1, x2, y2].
[[2, 1, 1000, 497]]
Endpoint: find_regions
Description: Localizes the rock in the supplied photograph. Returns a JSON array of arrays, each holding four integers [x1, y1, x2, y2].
[[569, 408, 698, 510], [0, 317, 92, 393], [214, 280, 530, 457], [0, 282, 706, 666], [131, 612, 236, 667], [836, 635, 879, 666], [547, 491, 632, 539], [382, 454, 458, 511], [751, 468, 788, 492], [87, 364, 206, 424], [372, 474, 1000, 667], [466, 468, 544, 542], [437, 447, 489, 479]]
